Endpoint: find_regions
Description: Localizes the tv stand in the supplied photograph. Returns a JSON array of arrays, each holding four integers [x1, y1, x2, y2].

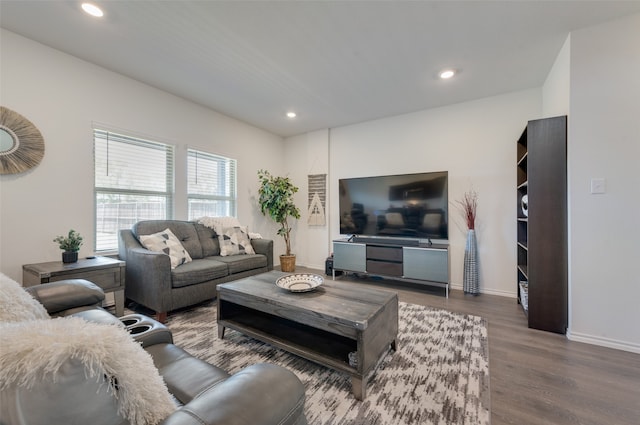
[[332, 238, 449, 297]]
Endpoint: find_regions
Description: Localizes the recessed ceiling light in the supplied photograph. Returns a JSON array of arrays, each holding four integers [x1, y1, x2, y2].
[[81, 3, 104, 18], [286, 112, 297, 119], [439, 69, 456, 79]]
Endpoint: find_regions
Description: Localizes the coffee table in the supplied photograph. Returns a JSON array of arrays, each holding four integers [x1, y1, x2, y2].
[[217, 271, 398, 400]]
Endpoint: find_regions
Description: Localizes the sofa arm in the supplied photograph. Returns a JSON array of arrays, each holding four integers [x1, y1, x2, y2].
[[160, 363, 306, 425], [119, 229, 174, 315], [251, 238, 274, 271], [26, 279, 105, 315], [124, 247, 173, 311]]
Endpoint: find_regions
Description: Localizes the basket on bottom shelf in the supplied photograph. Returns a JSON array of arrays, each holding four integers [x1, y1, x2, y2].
[[519, 281, 529, 311]]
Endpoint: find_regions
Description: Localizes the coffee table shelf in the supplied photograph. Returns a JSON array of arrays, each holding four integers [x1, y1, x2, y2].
[[220, 301, 357, 372]]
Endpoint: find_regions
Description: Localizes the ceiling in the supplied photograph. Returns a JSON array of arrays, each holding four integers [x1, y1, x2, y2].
[[2, 1, 640, 138]]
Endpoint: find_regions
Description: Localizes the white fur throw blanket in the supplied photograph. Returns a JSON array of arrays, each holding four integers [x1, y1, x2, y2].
[[197, 216, 262, 239], [0, 317, 176, 425], [0, 272, 50, 322]]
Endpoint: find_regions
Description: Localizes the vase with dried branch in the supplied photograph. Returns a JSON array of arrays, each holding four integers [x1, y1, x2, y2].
[[457, 189, 479, 294]]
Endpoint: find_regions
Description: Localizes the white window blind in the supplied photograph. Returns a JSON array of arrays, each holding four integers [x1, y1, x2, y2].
[[94, 129, 174, 251], [187, 149, 237, 220]]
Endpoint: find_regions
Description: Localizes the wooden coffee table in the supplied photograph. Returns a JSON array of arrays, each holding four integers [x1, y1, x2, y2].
[[217, 271, 398, 400]]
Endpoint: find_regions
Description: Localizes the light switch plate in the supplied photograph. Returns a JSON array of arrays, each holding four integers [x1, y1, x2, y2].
[[591, 178, 606, 194]]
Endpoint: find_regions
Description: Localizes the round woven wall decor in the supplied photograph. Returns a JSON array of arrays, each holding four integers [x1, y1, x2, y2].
[[0, 106, 45, 174]]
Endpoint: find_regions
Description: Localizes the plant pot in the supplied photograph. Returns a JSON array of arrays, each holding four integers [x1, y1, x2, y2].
[[62, 251, 78, 263], [279, 254, 296, 272]]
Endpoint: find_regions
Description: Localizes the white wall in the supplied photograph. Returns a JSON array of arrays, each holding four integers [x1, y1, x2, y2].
[[567, 14, 640, 352], [289, 90, 541, 297], [0, 30, 284, 281], [283, 129, 330, 269], [542, 35, 571, 118]]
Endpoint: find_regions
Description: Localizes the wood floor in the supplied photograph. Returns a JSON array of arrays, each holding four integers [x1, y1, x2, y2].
[[305, 269, 640, 425]]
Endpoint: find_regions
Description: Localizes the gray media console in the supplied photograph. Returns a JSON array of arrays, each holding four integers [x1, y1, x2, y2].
[[332, 239, 450, 297]]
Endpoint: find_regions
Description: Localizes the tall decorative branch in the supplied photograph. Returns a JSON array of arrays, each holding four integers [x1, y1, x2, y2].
[[457, 189, 478, 230]]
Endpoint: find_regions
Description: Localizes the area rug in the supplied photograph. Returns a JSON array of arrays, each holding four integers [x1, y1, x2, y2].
[[164, 301, 490, 425]]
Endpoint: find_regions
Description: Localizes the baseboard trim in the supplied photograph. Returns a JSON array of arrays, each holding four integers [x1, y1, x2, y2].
[[567, 330, 640, 354], [449, 283, 516, 298]]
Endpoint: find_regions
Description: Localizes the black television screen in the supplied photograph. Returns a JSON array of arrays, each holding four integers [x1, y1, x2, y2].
[[339, 171, 448, 241]]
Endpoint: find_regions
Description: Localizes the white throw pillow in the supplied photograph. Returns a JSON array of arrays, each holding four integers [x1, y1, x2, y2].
[[218, 226, 256, 256], [385, 212, 405, 226], [0, 272, 50, 322], [139, 228, 192, 269]]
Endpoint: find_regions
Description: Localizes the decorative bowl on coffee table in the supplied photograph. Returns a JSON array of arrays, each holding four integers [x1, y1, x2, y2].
[[275, 273, 324, 293]]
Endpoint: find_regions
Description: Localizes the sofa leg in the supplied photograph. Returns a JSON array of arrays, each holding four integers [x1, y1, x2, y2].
[[156, 312, 167, 323]]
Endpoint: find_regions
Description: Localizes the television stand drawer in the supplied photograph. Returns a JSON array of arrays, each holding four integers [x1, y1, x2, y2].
[[366, 245, 403, 262], [367, 260, 402, 277]]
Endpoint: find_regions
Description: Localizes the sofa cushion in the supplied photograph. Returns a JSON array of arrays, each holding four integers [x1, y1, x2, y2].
[[193, 222, 221, 257], [134, 220, 203, 260], [170, 259, 228, 288], [140, 228, 193, 269], [218, 226, 256, 256], [212, 254, 267, 274]]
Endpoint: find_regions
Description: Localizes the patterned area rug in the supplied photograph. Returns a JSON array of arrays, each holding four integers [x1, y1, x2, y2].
[[163, 301, 490, 425]]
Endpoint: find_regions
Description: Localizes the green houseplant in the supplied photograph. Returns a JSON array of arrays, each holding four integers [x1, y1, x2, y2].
[[54, 229, 83, 263], [257, 170, 301, 272]]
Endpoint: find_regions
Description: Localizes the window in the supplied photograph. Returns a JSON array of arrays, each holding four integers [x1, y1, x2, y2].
[[187, 149, 237, 220], [94, 129, 174, 251]]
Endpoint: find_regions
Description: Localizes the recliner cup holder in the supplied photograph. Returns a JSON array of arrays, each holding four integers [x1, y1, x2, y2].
[[118, 313, 173, 347], [121, 318, 141, 327], [128, 324, 153, 335]]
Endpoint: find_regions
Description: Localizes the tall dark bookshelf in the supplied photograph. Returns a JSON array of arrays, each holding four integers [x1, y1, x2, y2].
[[516, 115, 568, 334]]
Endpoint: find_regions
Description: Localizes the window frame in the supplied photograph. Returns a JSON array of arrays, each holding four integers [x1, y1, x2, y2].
[[187, 148, 237, 220], [93, 128, 175, 252]]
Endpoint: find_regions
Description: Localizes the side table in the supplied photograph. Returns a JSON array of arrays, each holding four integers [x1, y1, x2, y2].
[[23, 256, 126, 317]]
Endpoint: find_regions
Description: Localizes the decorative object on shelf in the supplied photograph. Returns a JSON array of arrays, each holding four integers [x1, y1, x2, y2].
[[257, 169, 301, 272], [53, 229, 83, 263], [521, 194, 529, 217], [457, 189, 479, 295], [275, 273, 324, 292], [519, 281, 529, 311], [0, 106, 45, 174]]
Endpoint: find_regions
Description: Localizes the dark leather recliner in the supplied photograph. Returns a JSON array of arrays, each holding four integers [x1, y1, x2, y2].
[[1, 279, 307, 425]]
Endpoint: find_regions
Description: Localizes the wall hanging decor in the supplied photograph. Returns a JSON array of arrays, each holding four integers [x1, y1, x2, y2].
[[0, 106, 45, 174], [307, 174, 326, 226]]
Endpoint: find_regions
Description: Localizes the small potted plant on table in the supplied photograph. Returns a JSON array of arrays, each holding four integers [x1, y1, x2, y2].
[[257, 170, 301, 272], [54, 229, 83, 263]]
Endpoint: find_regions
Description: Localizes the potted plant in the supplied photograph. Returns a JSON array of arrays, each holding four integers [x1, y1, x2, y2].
[[54, 229, 83, 263], [257, 169, 301, 272]]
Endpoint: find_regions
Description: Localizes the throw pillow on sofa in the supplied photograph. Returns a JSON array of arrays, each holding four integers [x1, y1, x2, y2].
[[139, 228, 192, 269], [218, 226, 256, 256]]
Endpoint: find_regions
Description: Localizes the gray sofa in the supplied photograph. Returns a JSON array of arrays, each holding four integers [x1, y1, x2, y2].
[[1, 278, 307, 425], [119, 220, 273, 322]]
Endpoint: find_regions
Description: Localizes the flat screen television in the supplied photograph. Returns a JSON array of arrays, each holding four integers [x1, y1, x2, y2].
[[338, 171, 448, 242]]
